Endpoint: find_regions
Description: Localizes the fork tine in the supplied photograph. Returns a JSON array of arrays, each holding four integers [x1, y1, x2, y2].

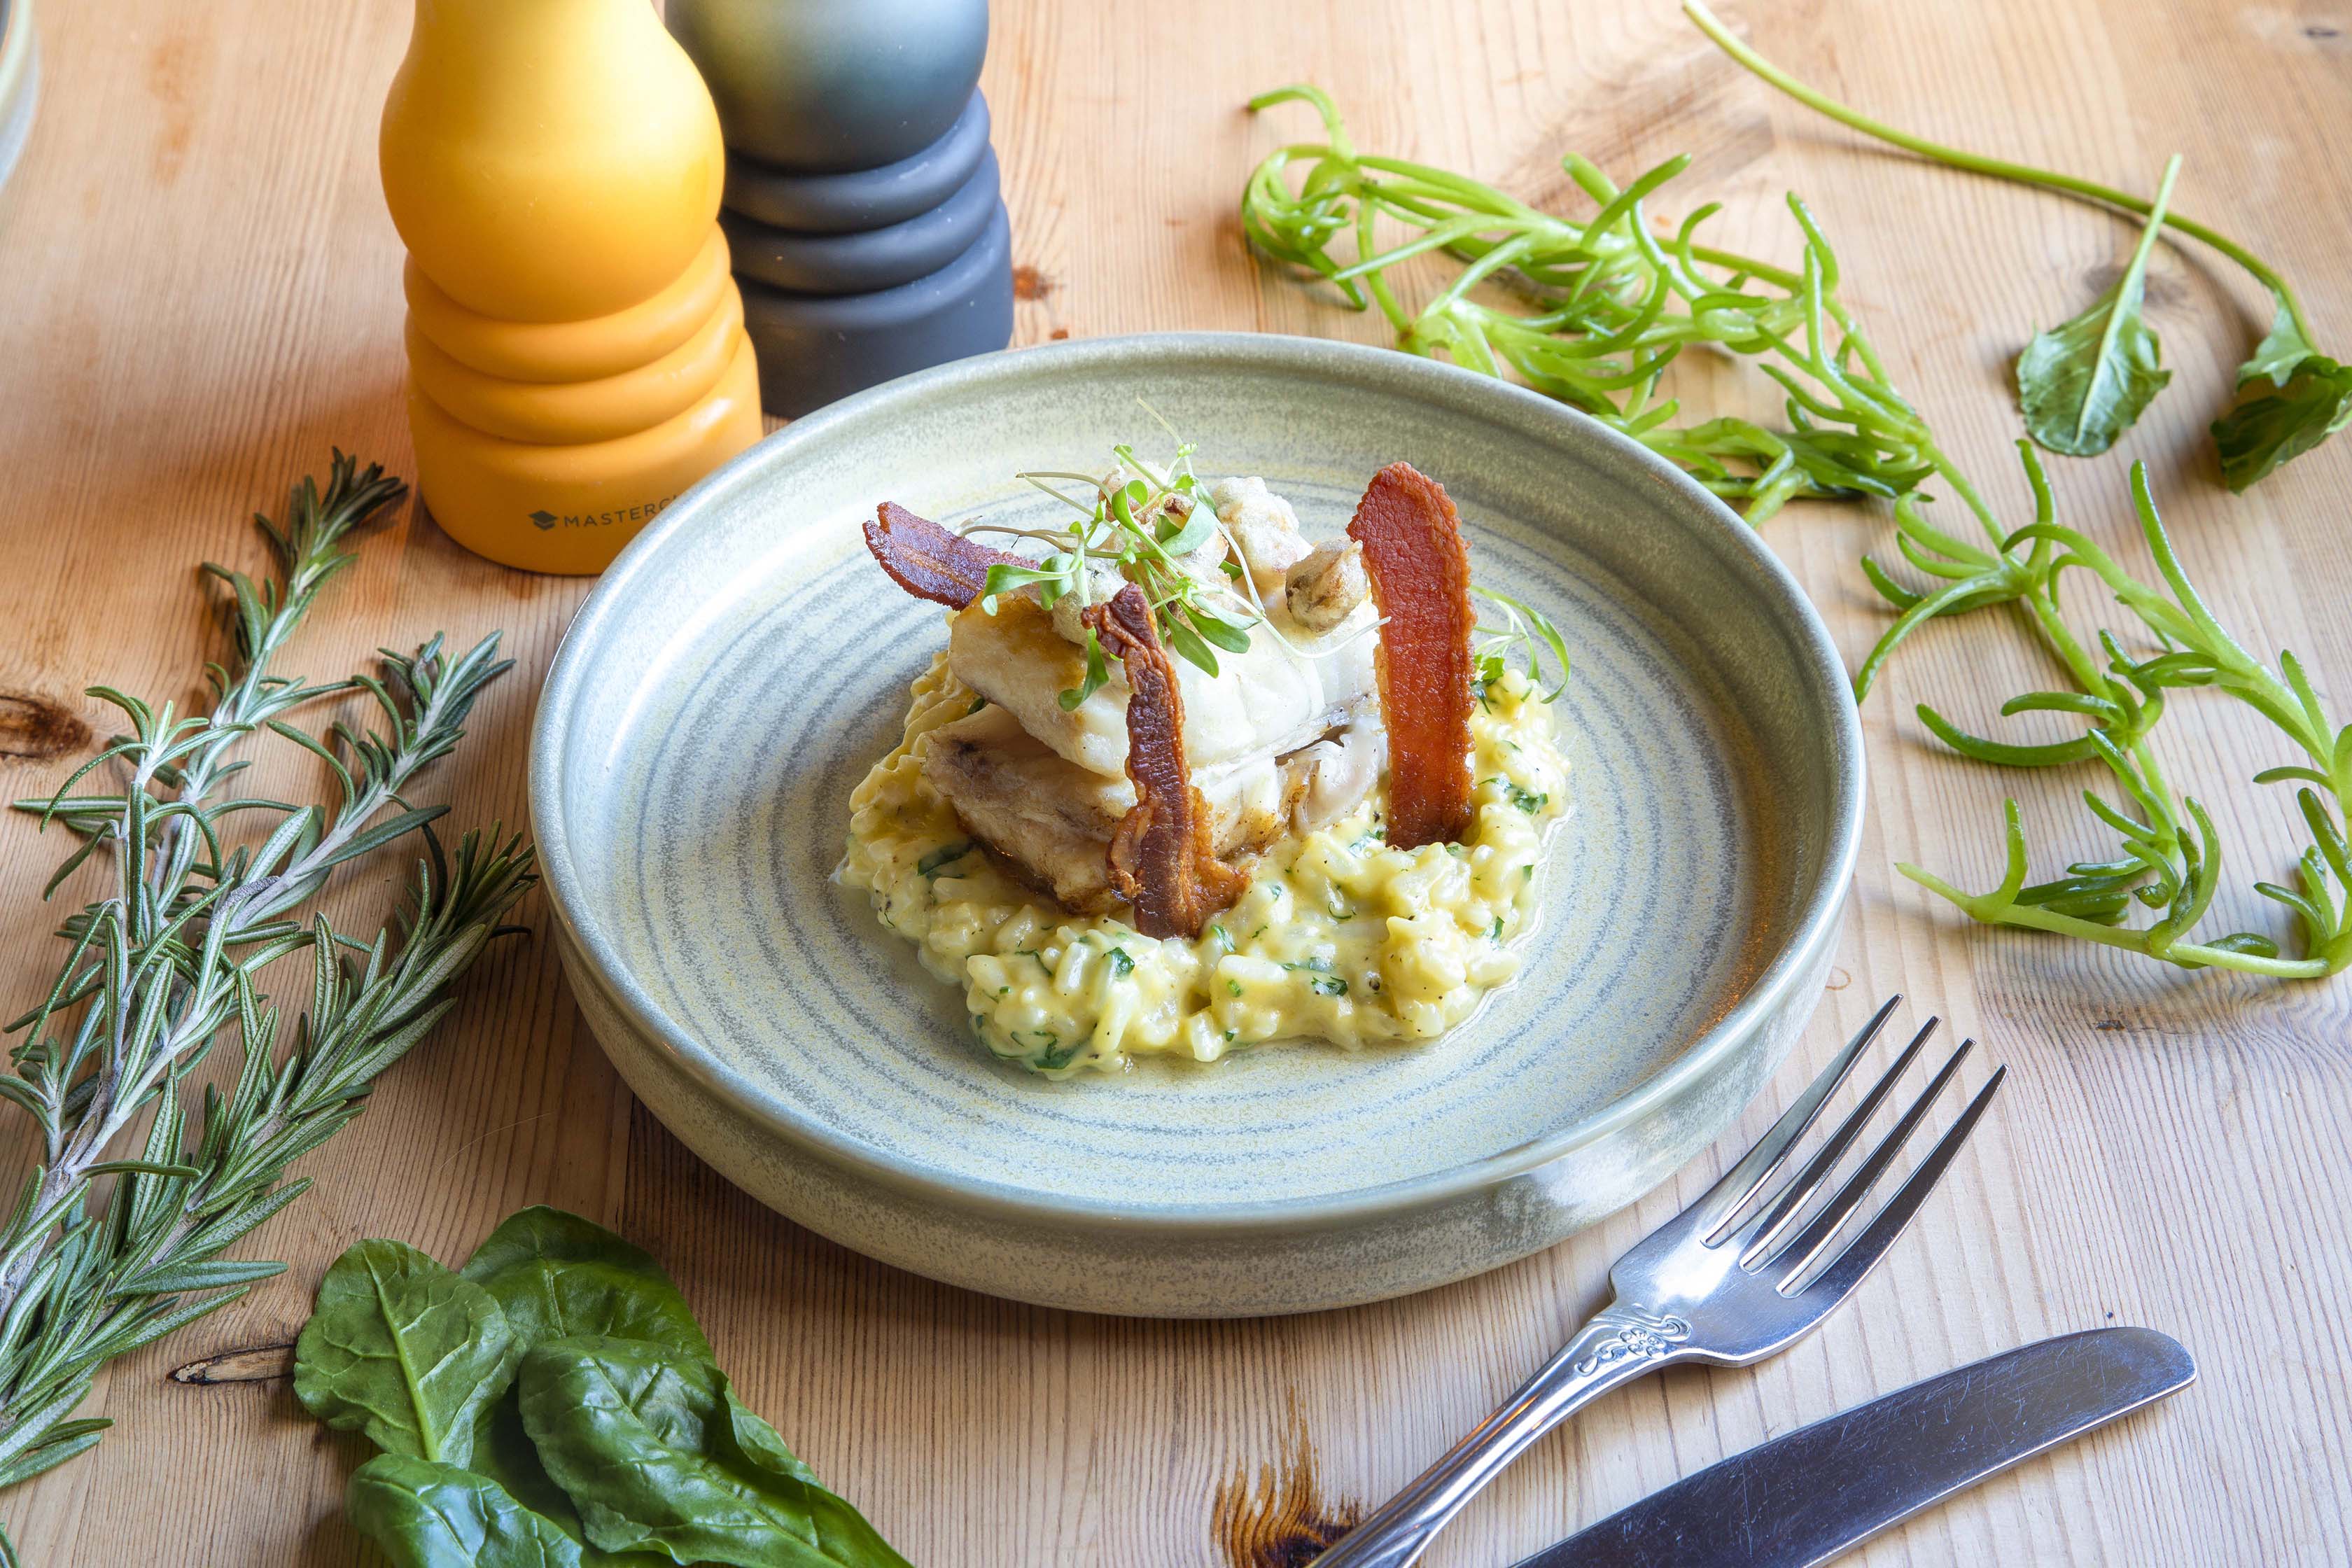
[[1763, 1037, 1973, 1286], [1792, 1065, 2008, 1304], [1736, 1016, 1940, 1267], [1698, 994, 1901, 1245]]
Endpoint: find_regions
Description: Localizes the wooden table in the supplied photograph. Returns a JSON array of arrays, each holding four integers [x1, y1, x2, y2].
[[3, 0, 2347, 1560]]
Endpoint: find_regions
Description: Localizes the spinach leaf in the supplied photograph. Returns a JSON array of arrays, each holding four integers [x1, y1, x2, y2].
[[518, 1336, 911, 1568], [293, 1238, 517, 1466], [2015, 155, 2181, 458], [468, 1394, 668, 1567], [461, 1206, 713, 1364], [2213, 354, 2352, 493], [348, 1453, 583, 1568]]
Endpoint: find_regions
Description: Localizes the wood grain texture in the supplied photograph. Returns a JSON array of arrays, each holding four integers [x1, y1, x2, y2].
[[1, 0, 2348, 1560]]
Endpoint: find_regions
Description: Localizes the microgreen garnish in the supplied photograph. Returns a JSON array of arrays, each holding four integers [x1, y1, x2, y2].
[[1105, 947, 1135, 978], [1472, 585, 1571, 702], [969, 438, 1266, 695], [1060, 627, 1110, 711]]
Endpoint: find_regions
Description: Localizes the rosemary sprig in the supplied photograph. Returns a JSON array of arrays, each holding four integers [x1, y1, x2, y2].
[[1240, 84, 1940, 522], [0, 455, 535, 1543]]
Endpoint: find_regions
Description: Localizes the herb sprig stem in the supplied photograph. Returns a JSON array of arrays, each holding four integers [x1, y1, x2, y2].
[[0, 456, 534, 1530], [1681, 0, 2312, 344], [1243, 84, 1947, 521], [1684, 0, 2348, 491], [1241, 79, 2351, 983]]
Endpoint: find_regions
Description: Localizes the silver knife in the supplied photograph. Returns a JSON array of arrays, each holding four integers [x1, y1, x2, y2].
[[1517, 1326, 2194, 1567]]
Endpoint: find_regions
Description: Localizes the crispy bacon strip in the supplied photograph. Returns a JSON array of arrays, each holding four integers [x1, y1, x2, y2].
[[864, 500, 1025, 609], [1348, 461, 1476, 849], [1087, 585, 1245, 939]]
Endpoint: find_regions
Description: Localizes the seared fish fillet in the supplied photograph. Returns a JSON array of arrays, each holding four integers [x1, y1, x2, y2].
[[922, 702, 1383, 912], [947, 593, 1378, 780]]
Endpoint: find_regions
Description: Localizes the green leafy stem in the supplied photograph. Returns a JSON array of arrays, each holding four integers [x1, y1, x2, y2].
[[1684, 0, 2350, 491], [1861, 445, 2351, 976], [1240, 83, 2349, 981], [1242, 83, 1944, 523]]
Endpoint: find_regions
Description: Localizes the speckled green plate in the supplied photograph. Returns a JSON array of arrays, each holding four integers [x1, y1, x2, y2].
[[531, 333, 1862, 1317]]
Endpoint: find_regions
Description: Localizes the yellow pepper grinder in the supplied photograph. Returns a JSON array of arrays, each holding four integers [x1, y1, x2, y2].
[[382, 0, 762, 574]]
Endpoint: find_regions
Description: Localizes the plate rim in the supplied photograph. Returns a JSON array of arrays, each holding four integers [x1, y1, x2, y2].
[[529, 330, 1865, 1235]]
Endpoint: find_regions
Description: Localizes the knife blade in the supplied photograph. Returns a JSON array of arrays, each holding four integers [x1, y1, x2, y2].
[[1517, 1326, 2194, 1568]]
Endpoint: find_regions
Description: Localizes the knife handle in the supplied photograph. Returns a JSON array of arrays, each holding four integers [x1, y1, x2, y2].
[[1313, 1303, 1687, 1568]]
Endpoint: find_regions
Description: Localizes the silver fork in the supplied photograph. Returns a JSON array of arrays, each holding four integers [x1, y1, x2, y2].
[[1311, 995, 2005, 1568]]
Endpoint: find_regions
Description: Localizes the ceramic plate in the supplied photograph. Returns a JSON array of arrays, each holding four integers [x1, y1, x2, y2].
[[531, 333, 1863, 1316]]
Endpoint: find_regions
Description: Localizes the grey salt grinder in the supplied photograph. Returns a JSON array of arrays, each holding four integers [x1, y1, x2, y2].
[[670, 0, 988, 172], [668, 0, 1011, 416]]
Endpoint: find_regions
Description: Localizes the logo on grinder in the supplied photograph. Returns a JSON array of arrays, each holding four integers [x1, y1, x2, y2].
[[522, 498, 676, 532]]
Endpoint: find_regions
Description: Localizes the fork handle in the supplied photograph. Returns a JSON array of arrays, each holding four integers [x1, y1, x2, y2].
[[1310, 1301, 1690, 1568]]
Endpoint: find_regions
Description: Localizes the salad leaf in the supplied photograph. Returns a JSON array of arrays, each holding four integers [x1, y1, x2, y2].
[[293, 1238, 517, 1467], [2015, 155, 2180, 457], [518, 1336, 911, 1568], [461, 1206, 714, 1364], [2239, 290, 2317, 388], [468, 1396, 666, 1567], [348, 1455, 584, 1568], [2213, 355, 2352, 493]]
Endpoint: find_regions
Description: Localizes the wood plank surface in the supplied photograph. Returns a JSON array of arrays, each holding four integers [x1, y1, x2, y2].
[[1, 0, 2348, 1561]]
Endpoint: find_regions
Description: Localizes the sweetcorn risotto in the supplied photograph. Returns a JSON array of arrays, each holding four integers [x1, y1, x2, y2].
[[839, 653, 1569, 1076]]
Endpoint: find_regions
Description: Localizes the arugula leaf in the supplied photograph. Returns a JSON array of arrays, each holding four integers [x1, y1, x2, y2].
[[2015, 155, 2180, 457], [293, 1239, 518, 1467], [2213, 355, 2352, 493], [461, 1207, 715, 1368], [348, 1455, 584, 1568], [519, 1336, 912, 1568]]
